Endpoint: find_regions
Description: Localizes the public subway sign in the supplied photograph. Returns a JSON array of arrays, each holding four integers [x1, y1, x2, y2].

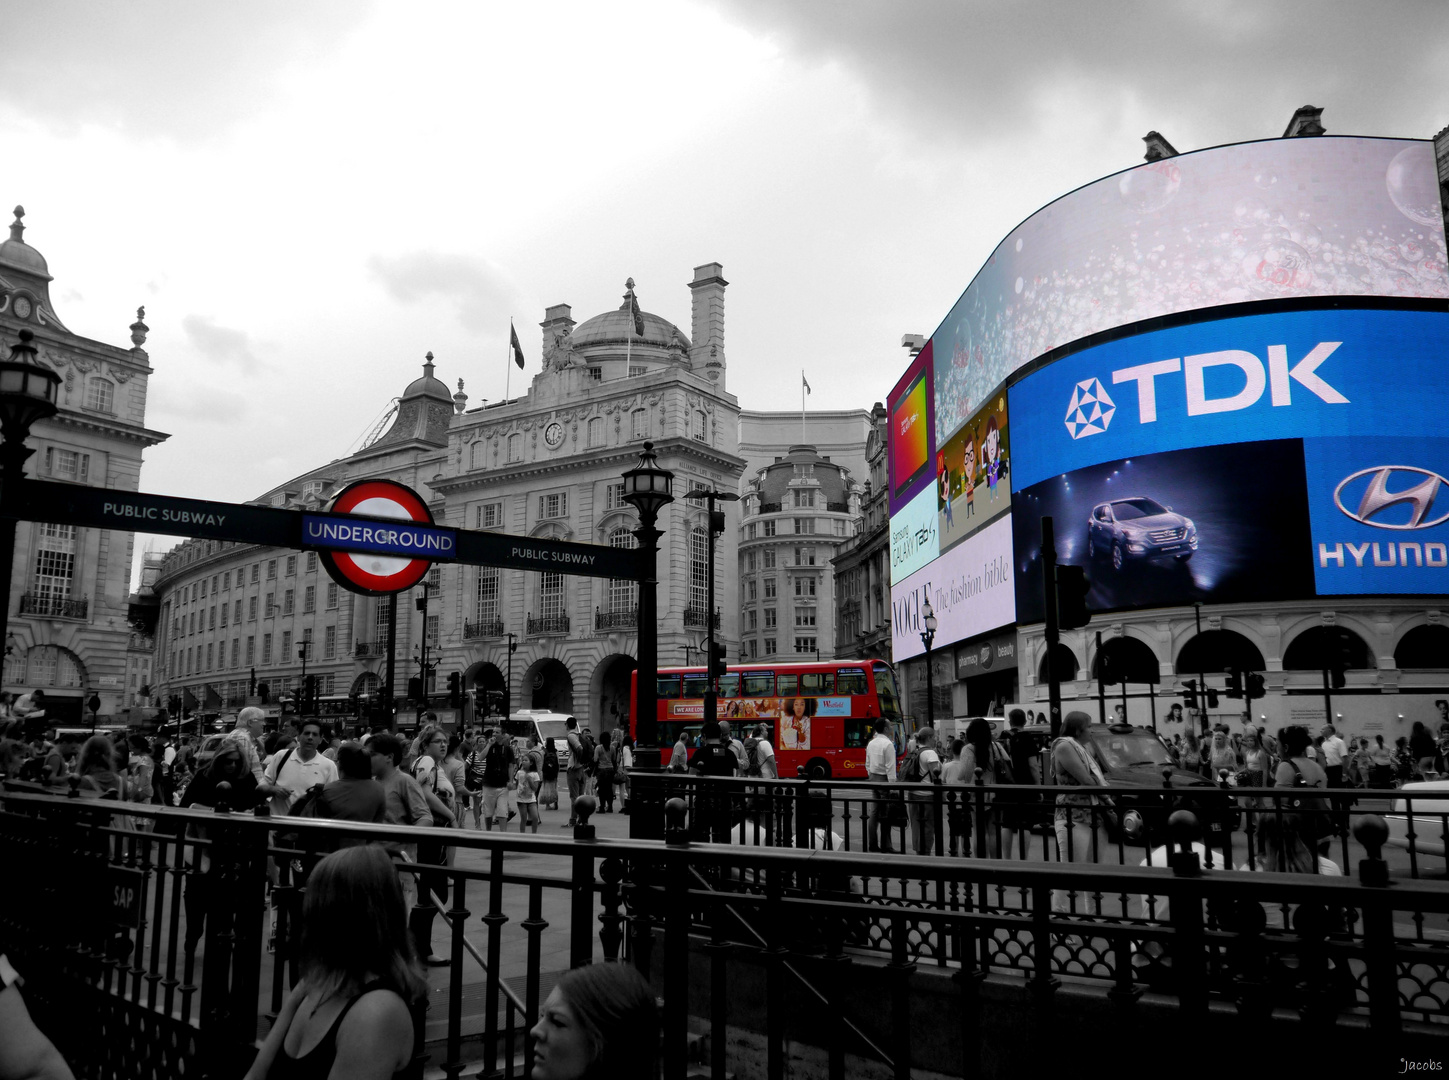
[[316, 480, 439, 595], [17, 477, 639, 583]]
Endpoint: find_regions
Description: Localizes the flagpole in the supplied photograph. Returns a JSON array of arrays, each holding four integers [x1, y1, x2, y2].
[[506, 318, 513, 400], [801, 369, 806, 446]]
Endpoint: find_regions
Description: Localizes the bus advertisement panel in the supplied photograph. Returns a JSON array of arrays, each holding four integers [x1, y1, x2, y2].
[[630, 660, 904, 780]]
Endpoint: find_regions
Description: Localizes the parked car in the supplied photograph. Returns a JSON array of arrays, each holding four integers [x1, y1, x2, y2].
[[196, 734, 228, 768], [1385, 779, 1449, 859], [1087, 497, 1198, 571]]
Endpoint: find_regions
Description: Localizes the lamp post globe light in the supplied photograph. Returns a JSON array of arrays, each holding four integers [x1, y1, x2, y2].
[[0, 330, 60, 653], [621, 441, 673, 770], [920, 598, 938, 731]]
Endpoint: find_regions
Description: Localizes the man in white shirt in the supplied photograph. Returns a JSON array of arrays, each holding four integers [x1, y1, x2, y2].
[[1320, 724, 1350, 836], [224, 707, 268, 785], [908, 727, 943, 855], [263, 718, 338, 813], [865, 717, 898, 854], [743, 724, 777, 779]]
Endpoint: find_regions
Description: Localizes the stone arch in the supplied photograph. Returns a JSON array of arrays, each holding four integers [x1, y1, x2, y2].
[[465, 661, 506, 717], [589, 653, 637, 738], [1282, 625, 1376, 670], [350, 671, 381, 699], [1091, 634, 1161, 684], [1176, 630, 1267, 674], [1394, 624, 1449, 670], [1037, 642, 1079, 683], [523, 656, 573, 714], [18, 645, 86, 690]]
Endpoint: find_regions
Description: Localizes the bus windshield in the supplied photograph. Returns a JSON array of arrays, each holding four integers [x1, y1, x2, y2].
[[872, 662, 903, 723]]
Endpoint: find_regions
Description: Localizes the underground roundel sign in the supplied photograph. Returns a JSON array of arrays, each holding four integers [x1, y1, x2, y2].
[[314, 479, 441, 595]]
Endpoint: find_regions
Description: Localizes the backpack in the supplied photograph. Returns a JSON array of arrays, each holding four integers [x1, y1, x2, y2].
[[577, 730, 597, 772], [1283, 759, 1329, 840], [482, 742, 512, 787], [988, 741, 1017, 785], [743, 738, 763, 778], [901, 747, 923, 783]]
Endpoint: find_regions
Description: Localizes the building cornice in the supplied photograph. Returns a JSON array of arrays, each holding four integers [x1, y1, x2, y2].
[[432, 438, 746, 496], [42, 410, 170, 448]]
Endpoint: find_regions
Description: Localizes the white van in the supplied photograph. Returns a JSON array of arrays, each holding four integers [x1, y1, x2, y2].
[[502, 710, 575, 767]]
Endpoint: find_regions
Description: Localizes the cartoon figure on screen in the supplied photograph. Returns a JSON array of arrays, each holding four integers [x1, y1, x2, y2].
[[780, 697, 813, 751], [962, 430, 976, 519], [984, 415, 1004, 503], [937, 451, 953, 530]]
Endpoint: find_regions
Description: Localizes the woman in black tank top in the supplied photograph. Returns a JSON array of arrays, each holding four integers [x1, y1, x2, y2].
[[246, 847, 427, 1080]]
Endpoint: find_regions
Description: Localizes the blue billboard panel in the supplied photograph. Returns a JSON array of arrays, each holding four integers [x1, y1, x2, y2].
[[1009, 308, 1449, 492], [1013, 440, 1315, 623], [1305, 436, 1449, 595]]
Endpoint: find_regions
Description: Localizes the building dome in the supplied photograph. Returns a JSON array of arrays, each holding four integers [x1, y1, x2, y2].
[[403, 353, 453, 402], [0, 207, 50, 279], [570, 307, 689, 350]]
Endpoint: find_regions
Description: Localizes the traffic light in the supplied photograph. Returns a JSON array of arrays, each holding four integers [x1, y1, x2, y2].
[[1246, 672, 1266, 700], [407, 676, 423, 701], [709, 509, 726, 535], [1329, 628, 1352, 689], [447, 671, 462, 708], [710, 641, 728, 678], [1181, 679, 1198, 711], [1055, 564, 1091, 630], [1205, 686, 1220, 709], [474, 686, 487, 713], [1225, 670, 1243, 699], [1098, 650, 1119, 687]]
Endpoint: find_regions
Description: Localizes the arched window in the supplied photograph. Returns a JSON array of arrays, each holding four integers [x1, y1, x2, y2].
[[608, 528, 638, 613], [507, 433, 522, 462], [1037, 643, 1079, 683], [85, 378, 114, 413], [470, 440, 487, 470], [587, 417, 604, 447], [690, 527, 710, 617], [1092, 636, 1160, 684], [1176, 630, 1267, 674], [26, 645, 84, 688], [1282, 626, 1374, 670], [1395, 624, 1449, 670]]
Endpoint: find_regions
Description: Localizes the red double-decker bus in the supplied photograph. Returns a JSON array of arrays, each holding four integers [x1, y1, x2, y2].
[[630, 659, 905, 779]]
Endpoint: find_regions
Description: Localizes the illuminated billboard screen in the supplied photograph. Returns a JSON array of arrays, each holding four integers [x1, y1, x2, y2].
[[937, 389, 1010, 554], [1008, 306, 1449, 616], [890, 486, 939, 585], [931, 137, 1449, 442], [891, 514, 1015, 661], [887, 341, 935, 514]]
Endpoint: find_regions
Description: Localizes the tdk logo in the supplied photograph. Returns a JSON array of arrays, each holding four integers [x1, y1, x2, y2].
[[1070, 341, 1348, 435]]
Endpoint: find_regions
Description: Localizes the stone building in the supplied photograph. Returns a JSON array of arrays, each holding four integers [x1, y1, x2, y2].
[[832, 401, 891, 663], [151, 264, 744, 733], [0, 208, 168, 725]]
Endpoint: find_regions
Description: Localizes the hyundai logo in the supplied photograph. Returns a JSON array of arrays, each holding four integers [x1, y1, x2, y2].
[[1064, 378, 1115, 440], [1333, 466, 1449, 530]]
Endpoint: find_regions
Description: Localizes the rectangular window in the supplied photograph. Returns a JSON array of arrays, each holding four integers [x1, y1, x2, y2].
[[746, 551, 756, 571], [200, 578, 207, 599], [265, 592, 275, 617], [222, 572, 230, 592], [748, 610, 758, 630], [211, 574, 219, 593], [208, 606, 216, 629], [795, 577, 817, 597], [249, 596, 258, 621], [251, 564, 260, 584], [220, 604, 228, 628], [507, 433, 522, 462], [267, 560, 277, 580], [374, 601, 391, 641], [326, 582, 338, 609], [628, 365, 646, 378], [46, 447, 91, 483], [747, 579, 757, 600], [794, 637, 817, 654], [262, 633, 272, 665], [246, 636, 255, 665], [231, 639, 240, 667], [795, 547, 816, 566], [234, 599, 242, 623], [426, 614, 439, 648], [793, 489, 815, 508], [206, 643, 214, 670], [764, 608, 777, 628], [747, 524, 756, 539], [324, 626, 337, 660], [694, 411, 707, 440], [747, 639, 758, 658], [764, 638, 777, 656], [540, 572, 565, 620], [306, 552, 317, 573], [476, 502, 503, 529], [795, 609, 816, 627], [304, 585, 315, 613], [587, 367, 603, 382], [762, 550, 776, 570], [189, 612, 196, 634], [631, 409, 648, 439], [762, 520, 776, 537], [281, 630, 292, 657], [587, 416, 604, 446], [191, 584, 198, 602], [538, 492, 568, 519], [285, 555, 296, 576], [605, 483, 628, 511], [794, 518, 815, 534], [476, 567, 500, 623], [32, 522, 76, 602], [85, 378, 114, 413], [764, 577, 777, 598]]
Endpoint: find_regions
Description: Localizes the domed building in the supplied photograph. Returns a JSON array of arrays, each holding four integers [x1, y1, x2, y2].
[[0, 207, 169, 725], [151, 263, 745, 735]]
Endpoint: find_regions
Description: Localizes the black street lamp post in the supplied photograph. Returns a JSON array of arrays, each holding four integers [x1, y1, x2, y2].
[[505, 631, 517, 718], [0, 330, 59, 666], [297, 638, 311, 718], [920, 597, 938, 730], [621, 441, 673, 770], [684, 486, 738, 728]]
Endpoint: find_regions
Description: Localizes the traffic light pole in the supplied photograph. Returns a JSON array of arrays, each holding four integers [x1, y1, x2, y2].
[[1322, 666, 1334, 729], [704, 495, 719, 728], [1095, 629, 1107, 724], [1193, 602, 1209, 737], [1042, 517, 1063, 740]]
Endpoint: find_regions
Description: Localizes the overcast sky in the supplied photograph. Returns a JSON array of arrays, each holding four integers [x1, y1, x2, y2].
[[3, 1, 1446, 588]]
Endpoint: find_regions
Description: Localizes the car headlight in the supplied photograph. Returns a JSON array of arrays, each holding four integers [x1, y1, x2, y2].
[[1127, 542, 1146, 552]]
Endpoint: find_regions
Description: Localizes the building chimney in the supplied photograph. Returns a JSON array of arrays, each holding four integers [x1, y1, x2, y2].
[[1283, 106, 1325, 138], [1142, 131, 1178, 162], [689, 262, 727, 385], [540, 303, 575, 364], [900, 333, 926, 357]]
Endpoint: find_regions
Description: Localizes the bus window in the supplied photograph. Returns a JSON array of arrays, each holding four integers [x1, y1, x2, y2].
[[742, 672, 775, 697], [776, 674, 798, 696], [717, 674, 740, 699], [800, 672, 834, 695], [836, 670, 868, 696], [842, 718, 871, 748], [872, 662, 902, 723], [656, 676, 680, 700], [683, 675, 709, 698]]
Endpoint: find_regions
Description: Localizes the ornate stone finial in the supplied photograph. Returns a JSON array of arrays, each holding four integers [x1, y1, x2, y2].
[[10, 206, 23, 243], [452, 378, 468, 414], [422, 351, 435, 378], [129, 306, 149, 348]]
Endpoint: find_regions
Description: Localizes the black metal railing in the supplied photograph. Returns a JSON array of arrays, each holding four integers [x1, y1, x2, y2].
[[527, 613, 569, 636], [683, 607, 720, 629], [354, 640, 385, 657], [463, 619, 505, 640], [19, 593, 87, 619], [594, 607, 637, 631], [4, 780, 1449, 1079]]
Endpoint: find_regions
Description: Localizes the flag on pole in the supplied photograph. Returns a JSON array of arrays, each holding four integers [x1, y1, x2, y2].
[[802, 372, 812, 394], [510, 322, 525, 369]]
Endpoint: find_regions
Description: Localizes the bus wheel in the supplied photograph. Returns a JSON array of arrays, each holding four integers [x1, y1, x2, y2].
[[805, 758, 830, 780]]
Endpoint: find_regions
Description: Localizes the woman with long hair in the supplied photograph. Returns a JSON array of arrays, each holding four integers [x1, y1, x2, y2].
[[77, 735, 125, 799], [540, 739, 561, 809], [246, 846, 427, 1080], [1051, 711, 1105, 913], [530, 962, 659, 1080], [407, 722, 457, 967], [1180, 730, 1202, 775]]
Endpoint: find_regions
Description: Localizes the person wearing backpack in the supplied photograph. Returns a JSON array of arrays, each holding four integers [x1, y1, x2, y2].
[[904, 727, 943, 855], [961, 718, 1017, 858], [477, 728, 517, 831], [743, 723, 777, 779], [464, 735, 490, 827], [593, 730, 617, 812], [1272, 724, 1331, 855], [540, 739, 560, 810], [563, 717, 589, 827], [688, 720, 739, 841]]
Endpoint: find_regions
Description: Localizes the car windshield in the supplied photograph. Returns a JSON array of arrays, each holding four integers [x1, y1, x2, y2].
[[1112, 498, 1167, 520], [536, 720, 568, 742], [1091, 729, 1174, 769]]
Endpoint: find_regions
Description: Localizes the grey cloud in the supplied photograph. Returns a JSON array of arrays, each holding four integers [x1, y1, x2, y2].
[[149, 381, 247, 424], [182, 314, 261, 371], [705, 0, 1449, 148], [367, 251, 519, 333]]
